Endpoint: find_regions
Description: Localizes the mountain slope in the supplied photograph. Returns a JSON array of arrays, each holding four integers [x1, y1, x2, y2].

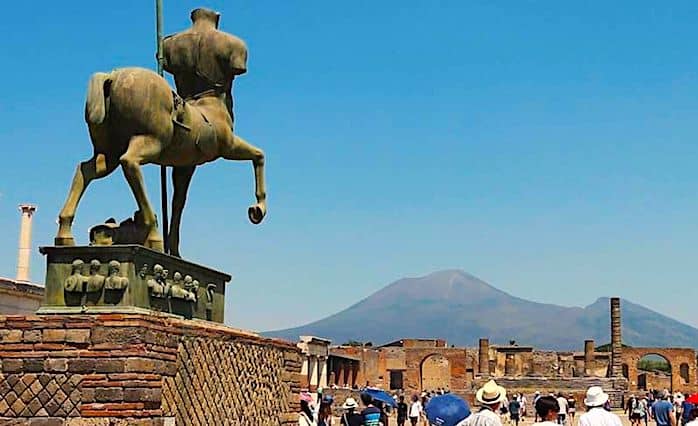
[[266, 270, 698, 350]]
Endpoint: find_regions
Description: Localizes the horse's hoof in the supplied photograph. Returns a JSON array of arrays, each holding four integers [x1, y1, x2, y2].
[[248, 204, 266, 224], [54, 236, 76, 246]]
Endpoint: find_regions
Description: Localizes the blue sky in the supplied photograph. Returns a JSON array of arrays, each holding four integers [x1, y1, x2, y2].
[[1, 1, 698, 332]]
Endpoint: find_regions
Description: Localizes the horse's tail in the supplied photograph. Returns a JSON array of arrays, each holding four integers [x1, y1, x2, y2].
[[84, 72, 112, 125]]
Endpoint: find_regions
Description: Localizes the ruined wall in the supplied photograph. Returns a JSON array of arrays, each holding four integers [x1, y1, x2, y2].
[[0, 313, 302, 425], [620, 347, 698, 392], [0, 279, 43, 315]]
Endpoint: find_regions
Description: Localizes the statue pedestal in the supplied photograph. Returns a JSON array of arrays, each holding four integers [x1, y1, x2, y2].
[[38, 245, 231, 323], [0, 313, 302, 423]]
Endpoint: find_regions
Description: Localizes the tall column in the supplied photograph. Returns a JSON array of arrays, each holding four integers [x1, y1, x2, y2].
[[584, 339, 595, 376], [479, 338, 490, 377], [610, 297, 622, 377], [16, 204, 36, 282], [309, 356, 319, 390], [319, 356, 328, 389]]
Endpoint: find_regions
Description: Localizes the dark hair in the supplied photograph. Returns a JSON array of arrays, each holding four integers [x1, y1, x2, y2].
[[300, 400, 313, 418], [361, 392, 373, 406], [399, 395, 405, 402], [535, 396, 559, 419]]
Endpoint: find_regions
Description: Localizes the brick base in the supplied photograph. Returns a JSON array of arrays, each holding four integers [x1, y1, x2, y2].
[[0, 314, 302, 425]]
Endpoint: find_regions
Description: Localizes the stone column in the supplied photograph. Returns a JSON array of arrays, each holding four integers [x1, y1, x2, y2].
[[479, 338, 490, 377], [319, 356, 328, 389], [584, 339, 595, 376], [16, 204, 36, 282], [504, 353, 515, 376], [610, 297, 622, 377], [309, 356, 319, 390]]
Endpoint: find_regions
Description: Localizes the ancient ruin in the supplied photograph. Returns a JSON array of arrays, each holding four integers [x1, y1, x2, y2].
[[309, 298, 698, 408]]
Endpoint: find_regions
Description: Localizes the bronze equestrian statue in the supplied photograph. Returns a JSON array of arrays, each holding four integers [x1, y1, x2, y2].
[[55, 8, 266, 257]]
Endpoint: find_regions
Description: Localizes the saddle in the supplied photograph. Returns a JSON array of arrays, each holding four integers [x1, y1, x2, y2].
[[171, 91, 218, 158]]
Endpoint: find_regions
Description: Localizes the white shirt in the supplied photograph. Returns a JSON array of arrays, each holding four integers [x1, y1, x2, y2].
[[556, 397, 568, 414], [686, 420, 698, 426], [579, 407, 623, 426], [533, 422, 558, 426], [409, 401, 422, 418], [457, 408, 503, 426]]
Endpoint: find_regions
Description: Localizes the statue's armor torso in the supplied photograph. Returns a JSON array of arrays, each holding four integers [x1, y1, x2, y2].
[[162, 26, 247, 102]]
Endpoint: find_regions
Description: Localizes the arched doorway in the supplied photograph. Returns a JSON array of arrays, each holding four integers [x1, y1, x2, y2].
[[637, 354, 672, 391], [421, 354, 450, 391]]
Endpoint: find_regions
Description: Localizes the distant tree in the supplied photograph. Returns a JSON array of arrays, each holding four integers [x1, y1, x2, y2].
[[595, 342, 630, 352], [638, 358, 671, 374], [342, 340, 364, 346]]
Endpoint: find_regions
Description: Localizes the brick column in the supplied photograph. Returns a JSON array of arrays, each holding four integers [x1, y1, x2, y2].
[[479, 338, 490, 377], [584, 339, 595, 376], [610, 297, 622, 377]]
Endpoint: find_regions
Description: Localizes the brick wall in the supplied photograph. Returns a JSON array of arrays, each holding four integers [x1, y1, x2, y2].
[[0, 313, 302, 425]]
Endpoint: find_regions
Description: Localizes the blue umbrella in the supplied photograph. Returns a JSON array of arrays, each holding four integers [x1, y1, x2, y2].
[[425, 394, 471, 426], [362, 388, 398, 408]]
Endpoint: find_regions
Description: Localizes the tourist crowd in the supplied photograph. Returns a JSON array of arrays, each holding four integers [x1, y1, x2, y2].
[[624, 389, 698, 426], [299, 381, 698, 425], [300, 380, 648, 425]]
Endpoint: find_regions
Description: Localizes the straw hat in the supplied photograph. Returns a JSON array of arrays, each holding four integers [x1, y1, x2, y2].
[[583, 386, 609, 407], [342, 397, 358, 410], [475, 380, 506, 405]]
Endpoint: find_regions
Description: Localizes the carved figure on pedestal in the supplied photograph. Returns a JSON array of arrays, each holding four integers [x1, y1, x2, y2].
[[86, 260, 106, 293], [183, 275, 198, 302], [54, 7, 266, 257], [169, 272, 196, 301], [104, 260, 129, 290], [146, 264, 167, 298], [64, 259, 86, 293]]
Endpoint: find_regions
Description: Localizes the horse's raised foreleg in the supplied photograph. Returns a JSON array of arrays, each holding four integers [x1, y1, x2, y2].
[[222, 135, 267, 224], [119, 136, 164, 251], [56, 153, 118, 245], [169, 166, 196, 258]]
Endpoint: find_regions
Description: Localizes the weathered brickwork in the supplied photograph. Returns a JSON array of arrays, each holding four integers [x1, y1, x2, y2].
[[162, 338, 301, 425], [0, 314, 302, 425]]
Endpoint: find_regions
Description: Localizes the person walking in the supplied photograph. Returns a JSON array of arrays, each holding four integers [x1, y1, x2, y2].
[[578, 386, 622, 426], [409, 394, 423, 426], [630, 394, 648, 426], [457, 379, 505, 426], [555, 393, 568, 425], [508, 394, 521, 426], [360, 393, 382, 426], [652, 390, 677, 426], [566, 394, 576, 424], [533, 395, 560, 425], [317, 395, 334, 426], [299, 393, 317, 426], [533, 391, 542, 422], [340, 397, 362, 426], [518, 393, 527, 421], [397, 395, 408, 426]]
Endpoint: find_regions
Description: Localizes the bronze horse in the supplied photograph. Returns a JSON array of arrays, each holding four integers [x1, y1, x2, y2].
[[54, 67, 266, 256]]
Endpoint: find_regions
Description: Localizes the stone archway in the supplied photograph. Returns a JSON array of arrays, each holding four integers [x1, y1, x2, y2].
[[636, 353, 671, 392], [620, 347, 697, 392], [420, 354, 450, 391]]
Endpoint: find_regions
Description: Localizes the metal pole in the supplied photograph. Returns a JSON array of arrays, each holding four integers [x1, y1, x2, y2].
[[155, 0, 169, 253]]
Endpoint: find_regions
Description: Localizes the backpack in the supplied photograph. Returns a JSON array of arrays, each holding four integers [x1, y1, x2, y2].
[[633, 399, 645, 415]]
